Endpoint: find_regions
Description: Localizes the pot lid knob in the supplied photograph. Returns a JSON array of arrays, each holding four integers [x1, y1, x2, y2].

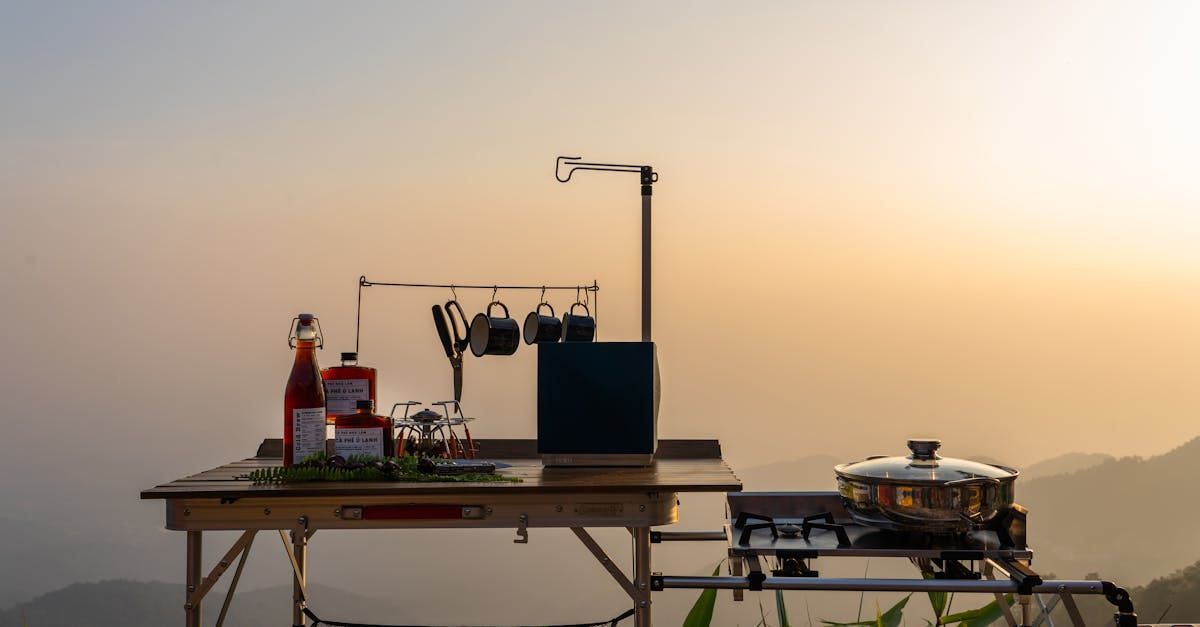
[[907, 438, 942, 460]]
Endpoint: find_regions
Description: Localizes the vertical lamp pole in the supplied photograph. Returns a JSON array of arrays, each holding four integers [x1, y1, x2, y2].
[[556, 156, 658, 341]]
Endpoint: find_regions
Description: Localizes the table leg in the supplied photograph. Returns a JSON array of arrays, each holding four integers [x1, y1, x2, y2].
[[633, 526, 652, 627], [186, 530, 202, 627], [291, 528, 307, 627]]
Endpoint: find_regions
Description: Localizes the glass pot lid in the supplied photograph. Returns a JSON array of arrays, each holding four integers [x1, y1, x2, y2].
[[834, 439, 1018, 483]]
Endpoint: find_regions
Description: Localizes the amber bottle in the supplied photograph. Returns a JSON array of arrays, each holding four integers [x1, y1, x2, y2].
[[284, 313, 326, 466], [334, 399, 394, 459], [321, 351, 377, 424]]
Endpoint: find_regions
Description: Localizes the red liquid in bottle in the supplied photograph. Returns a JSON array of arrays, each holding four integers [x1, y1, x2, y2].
[[284, 314, 326, 466], [321, 352, 377, 424], [334, 399, 394, 459]]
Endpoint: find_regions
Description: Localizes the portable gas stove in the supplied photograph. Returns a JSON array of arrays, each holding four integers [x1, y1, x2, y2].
[[390, 400, 477, 459], [650, 492, 1137, 627]]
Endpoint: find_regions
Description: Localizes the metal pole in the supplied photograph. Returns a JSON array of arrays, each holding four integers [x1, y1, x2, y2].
[[654, 576, 1112, 595], [641, 182, 652, 342], [185, 531, 202, 627], [633, 526, 652, 626], [654, 530, 727, 542], [291, 528, 307, 627]]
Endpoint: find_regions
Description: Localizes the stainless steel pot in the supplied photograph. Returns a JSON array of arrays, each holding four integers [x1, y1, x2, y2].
[[834, 439, 1018, 532]]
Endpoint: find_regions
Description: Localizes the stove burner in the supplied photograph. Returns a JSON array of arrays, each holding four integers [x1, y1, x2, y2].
[[735, 511, 851, 548], [390, 400, 477, 459]]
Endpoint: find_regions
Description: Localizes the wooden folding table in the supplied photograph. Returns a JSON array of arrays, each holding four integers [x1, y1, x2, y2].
[[141, 439, 742, 627]]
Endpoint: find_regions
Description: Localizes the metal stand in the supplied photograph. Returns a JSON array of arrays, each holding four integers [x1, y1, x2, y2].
[[651, 564, 1139, 627], [556, 156, 657, 342], [178, 523, 658, 627]]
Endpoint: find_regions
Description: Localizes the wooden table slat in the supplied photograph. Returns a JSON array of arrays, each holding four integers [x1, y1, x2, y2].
[[143, 439, 740, 500]]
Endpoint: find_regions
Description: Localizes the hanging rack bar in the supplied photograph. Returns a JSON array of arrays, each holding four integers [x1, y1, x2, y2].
[[354, 276, 600, 354], [360, 278, 598, 291]]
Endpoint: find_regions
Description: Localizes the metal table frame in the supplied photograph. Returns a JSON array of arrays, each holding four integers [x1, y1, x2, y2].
[[172, 493, 668, 627], [143, 439, 741, 627]]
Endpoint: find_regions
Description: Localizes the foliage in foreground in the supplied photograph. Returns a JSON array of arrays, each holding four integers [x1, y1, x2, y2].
[[245, 453, 518, 483]]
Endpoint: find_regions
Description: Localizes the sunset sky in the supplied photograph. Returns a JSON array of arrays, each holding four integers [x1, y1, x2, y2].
[[2, 1, 1200, 621]]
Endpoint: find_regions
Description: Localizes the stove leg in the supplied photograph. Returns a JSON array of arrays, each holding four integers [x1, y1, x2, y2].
[[633, 526, 652, 627], [1020, 594, 1033, 627], [185, 530, 202, 627]]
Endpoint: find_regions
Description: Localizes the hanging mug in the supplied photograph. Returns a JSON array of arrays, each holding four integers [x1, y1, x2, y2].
[[561, 302, 596, 342], [470, 301, 521, 357], [523, 302, 562, 345]]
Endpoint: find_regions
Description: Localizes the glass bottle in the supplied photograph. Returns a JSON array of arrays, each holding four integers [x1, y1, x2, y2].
[[334, 399, 394, 459], [321, 351, 378, 424], [284, 313, 326, 466]]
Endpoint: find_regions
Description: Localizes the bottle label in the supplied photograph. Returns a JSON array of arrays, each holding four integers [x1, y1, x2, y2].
[[325, 379, 370, 416], [292, 407, 326, 461], [335, 427, 385, 458]]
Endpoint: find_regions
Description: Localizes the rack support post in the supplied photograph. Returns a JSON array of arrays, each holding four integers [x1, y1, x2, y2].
[[640, 167, 653, 342], [555, 156, 657, 342]]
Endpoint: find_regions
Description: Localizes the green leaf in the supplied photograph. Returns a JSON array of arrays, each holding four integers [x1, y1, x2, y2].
[[939, 594, 1013, 626], [775, 590, 792, 627], [879, 595, 909, 627], [681, 562, 723, 627], [922, 572, 948, 619], [822, 595, 909, 627]]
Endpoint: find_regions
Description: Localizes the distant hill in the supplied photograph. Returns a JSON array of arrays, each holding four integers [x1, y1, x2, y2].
[[1067, 559, 1200, 625], [1020, 436, 1200, 585], [0, 519, 177, 608], [1019, 451, 1114, 481], [1126, 560, 1200, 624], [0, 580, 411, 627], [736, 448, 1114, 492], [736, 454, 841, 491]]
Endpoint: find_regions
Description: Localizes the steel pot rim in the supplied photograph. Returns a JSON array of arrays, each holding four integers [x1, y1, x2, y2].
[[834, 463, 1019, 487]]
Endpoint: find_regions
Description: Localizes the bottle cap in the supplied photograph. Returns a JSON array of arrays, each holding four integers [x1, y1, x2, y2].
[[356, 399, 374, 411], [298, 313, 316, 321], [341, 352, 358, 362]]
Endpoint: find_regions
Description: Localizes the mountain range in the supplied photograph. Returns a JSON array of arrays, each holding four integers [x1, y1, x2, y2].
[[0, 581, 410, 627]]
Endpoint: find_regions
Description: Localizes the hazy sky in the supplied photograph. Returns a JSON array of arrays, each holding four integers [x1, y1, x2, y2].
[[2, 1, 1200, 617]]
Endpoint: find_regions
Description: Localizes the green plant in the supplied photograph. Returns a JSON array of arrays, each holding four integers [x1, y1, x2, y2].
[[937, 595, 1014, 626], [682, 562, 724, 627], [244, 453, 518, 484], [821, 594, 909, 627], [775, 589, 792, 627]]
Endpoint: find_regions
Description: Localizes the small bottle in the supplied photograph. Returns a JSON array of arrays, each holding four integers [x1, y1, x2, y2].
[[284, 313, 326, 467], [335, 399, 394, 459], [321, 351, 377, 424]]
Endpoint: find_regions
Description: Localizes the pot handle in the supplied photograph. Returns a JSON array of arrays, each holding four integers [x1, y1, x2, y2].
[[945, 476, 1003, 487]]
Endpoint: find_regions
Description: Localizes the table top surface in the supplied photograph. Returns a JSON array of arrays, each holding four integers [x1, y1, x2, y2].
[[141, 439, 742, 500]]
